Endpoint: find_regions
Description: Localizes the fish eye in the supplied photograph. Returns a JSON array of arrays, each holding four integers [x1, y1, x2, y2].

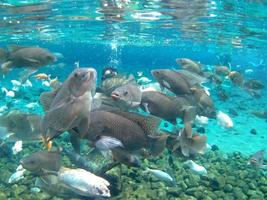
[[123, 91, 128, 96]]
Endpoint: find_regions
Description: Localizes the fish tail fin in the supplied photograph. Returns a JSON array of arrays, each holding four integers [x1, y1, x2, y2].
[[192, 134, 207, 154], [148, 134, 168, 156]]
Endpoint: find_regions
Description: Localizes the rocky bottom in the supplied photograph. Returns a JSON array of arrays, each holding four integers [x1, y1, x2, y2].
[[0, 146, 266, 200]]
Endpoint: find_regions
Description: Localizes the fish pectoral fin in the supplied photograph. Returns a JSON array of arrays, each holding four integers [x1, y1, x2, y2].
[[77, 118, 90, 138], [40, 89, 60, 112], [24, 58, 41, 65], [181, 145, 190, 157], [148, 134, 168, 156], [7, 45, 27, 52], [1, 61, 13, 74]]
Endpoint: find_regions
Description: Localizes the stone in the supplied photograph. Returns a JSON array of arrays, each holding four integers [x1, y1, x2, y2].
[[224, 184, 233, 192], [250, 129, 257, 135]]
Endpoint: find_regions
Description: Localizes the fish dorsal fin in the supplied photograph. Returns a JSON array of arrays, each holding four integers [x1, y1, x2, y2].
[[7, 45, 29, 52], [40, 87, 61, 112], [110, 110, 161, 135], [176, 70, 208, 86], [184, 123, 192, 138]]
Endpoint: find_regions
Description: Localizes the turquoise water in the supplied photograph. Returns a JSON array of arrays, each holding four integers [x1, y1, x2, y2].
[[0, 0, 266, 200]]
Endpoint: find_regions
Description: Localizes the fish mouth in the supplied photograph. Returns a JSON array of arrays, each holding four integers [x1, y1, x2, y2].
[[111, 92, 120, 100]]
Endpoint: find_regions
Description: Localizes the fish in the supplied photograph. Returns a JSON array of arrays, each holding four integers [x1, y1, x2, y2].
[[214, 65, 231, 76], [151, 69, 192, 95], [216, 111, 233, 128], [98, 74, 135, 96], [227, 71, 244, 87], [63, 147, 95, 172], [248, 150, 266, 168], [8, 164, 26, 183], [111, 83, 142, 109], [112, 148, 141, 167], [0, 110, 43, 142], [145, 167, 174, 185], [173, 123, 207, 157], [41, 67, 97, 142], [141, 91, 196, 124], [20, 148, 62, 173], [12, 140, 23, 154], [56, 167, 111, 198], [87, 111, 168, 156], [137, 76, 152, 85], [195, 115, 209, 126], [0, 139, 13, 159], [190, 87, 216, 118], [251, 111, 267, 119], [34, 175, 80, 198], [176, 58, 202, 74], [95, 136, 124, 151], [1, 45, 56, 75], [34, 73, 50, 80], [0, 48, 7, 62], [1, 87, 15, 98], [244, 79, 264, 90], [183, 160, 207, 175]]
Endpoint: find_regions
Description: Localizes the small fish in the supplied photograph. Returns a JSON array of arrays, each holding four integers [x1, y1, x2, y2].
[[8, 164, 26, 183], [248, 150, 266, 168], [12, 140, 22, 154], [42, 80, 50, 87], [30, 187, 41, 193], [11, 80, 22, 86], [1, 87, 15, 98], [25, 102, 39, 109], [0, 105, 8, 113], [95, 136, 124, 151], [183, 160, 207, 175], [145, 167, 174, 185], [216, 111, 233, 128], [22, 79, 32, 87], [34, 73, 50, 80], [137, 77, 152, 84], [195, 115, 209, 126], [245, 69, 253, 75]]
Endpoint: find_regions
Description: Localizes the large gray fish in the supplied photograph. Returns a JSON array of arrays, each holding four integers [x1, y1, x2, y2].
[[176, 58, 202, 74], [111, 83, 142, 109], [1, 46, 56, 75], [20, 148, 61, 173], [151, 69, 191, 95], [0, 110, 42, 141], [151, 69, 207, 96], [87, 111, 167, 156], [41, 68, 97, 142], [141, 91, 196, 124]]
